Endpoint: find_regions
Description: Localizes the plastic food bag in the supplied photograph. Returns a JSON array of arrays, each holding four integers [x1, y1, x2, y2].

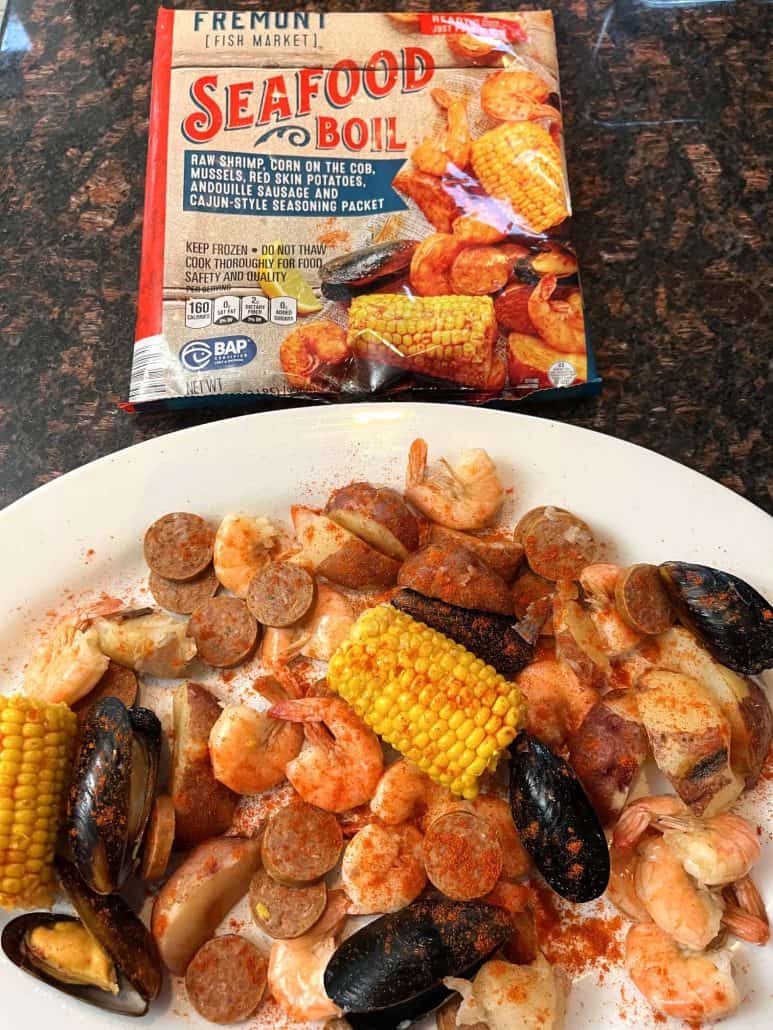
[[128, 9, 599, 409]]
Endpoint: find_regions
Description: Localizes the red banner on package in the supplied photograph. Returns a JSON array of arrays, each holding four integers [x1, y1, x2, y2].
[[418, 13, 528, 42]]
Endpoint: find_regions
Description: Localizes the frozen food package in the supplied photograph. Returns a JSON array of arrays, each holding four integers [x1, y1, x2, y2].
[[128, 9, 600, 409]]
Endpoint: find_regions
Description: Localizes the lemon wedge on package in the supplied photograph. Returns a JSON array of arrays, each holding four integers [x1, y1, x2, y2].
[[258, 243, 322, 315]]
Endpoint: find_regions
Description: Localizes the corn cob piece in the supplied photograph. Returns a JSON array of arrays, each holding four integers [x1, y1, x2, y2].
[[471, 122, 568, 233], [327, 606, 524, 799], [0, 695, 78, 909], [347, 294, 497, 389]]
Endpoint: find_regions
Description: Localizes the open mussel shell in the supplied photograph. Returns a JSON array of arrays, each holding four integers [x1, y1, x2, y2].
[[509, 731, 609, 903], [1, 909, 155, 1017], [659, 562, 773, 675], [58, 860, 162, 1010], [324, 895, 511, 1028], [319, 240, 417, 287], [66, 697, 161, 895]]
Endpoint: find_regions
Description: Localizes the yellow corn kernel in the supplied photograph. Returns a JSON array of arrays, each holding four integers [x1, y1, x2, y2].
[[328, 607, 524, 798], [347, 295, 497, 389], [471, 122, 569, 233], [0, 695, 77, 910]]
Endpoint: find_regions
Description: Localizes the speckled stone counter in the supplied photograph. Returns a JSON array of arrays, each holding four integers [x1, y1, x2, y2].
[[1, 1, 770, 511]]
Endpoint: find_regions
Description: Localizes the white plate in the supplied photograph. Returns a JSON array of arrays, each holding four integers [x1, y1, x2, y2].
[[1, 403, 771, 1029]]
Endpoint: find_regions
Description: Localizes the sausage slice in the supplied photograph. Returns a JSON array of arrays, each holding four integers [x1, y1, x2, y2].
[[189, 596, 259, 668], [249, 867, 327, 939], [144, 512, 215, 581], [422, 810, 503, 900], [246, 562, 315, 627], [516, 506, 596, 581], [141, 795, 176, 881], [261, 802, 343, 885], [184, 935, 267, 1024], [615, 563, 674, 635], [149, 565, 219, 614]]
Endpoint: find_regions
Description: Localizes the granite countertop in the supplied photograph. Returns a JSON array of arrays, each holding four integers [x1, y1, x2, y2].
[[0, 0, 770, 512]]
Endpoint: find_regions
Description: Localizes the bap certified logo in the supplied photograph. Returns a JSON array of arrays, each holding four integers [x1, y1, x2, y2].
[[180, 335, 257, 372]]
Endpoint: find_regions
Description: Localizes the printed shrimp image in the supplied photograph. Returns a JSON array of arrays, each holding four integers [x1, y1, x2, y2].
[[411, 88, 471, 177], [279, 320, 351, 391], [409, 232, 465, 296], [481, 68, 562, 129], [528, 275, 586, 354]]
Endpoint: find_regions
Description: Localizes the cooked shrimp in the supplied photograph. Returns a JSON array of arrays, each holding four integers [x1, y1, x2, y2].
[[655, 811, 760, 887], [268, 891, 349, 1022], [446, 954, 565, 1030], [342, 823, 426, 914], [279, 320, 350, 391], [635, 836, 724, 950], [392, 168, 460, 232], [24, 615, 109, 705], [404, 438, 504, 530], [409, 233, 464, 296], [267, 696, 384, 812], [516, 658, 598, 749], [723, 875, 770, 945], [613, 794, 686, 849], [411, 88, 470, 176], [370, 759, 440, 825], [212, 513, 276, 598], [625, 923, 739, 1023], [261, 585, 355, 668], [607, 844, 652, 924], [481, 69, 562, 129], [579, 563, 643, 657], [208, 683, 304, 795], [528, 275, 586, 354]]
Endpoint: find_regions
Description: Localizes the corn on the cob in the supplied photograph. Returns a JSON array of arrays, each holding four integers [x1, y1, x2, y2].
[[471, 122, 568, 234], [347, 294, 497, 388], [327, 606, 524, 799], [0, 695, 77, 909]]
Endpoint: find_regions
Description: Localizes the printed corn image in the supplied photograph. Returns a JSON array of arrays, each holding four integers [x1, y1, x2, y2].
[[471, 122, 568, 234], [328, 606, 524, 799], [347, 294, 497, 388], [0, 695, 77, 909]]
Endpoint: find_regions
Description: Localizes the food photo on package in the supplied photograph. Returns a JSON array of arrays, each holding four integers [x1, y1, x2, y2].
[[128, 9, 600, 409]]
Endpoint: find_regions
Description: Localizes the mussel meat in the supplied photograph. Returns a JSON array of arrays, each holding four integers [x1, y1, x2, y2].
[[66, 698, 161, 895], [2, 863, 161, 1016], [509, 731, 610, 903], [659, 562, 773, 675], [324, 895, 511, 1028], [319, 240, 418, 289]]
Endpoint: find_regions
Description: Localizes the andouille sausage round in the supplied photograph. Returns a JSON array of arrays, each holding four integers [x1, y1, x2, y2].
[[144, 512, 215, 581], [188, 596, 259, 668], [246, 562, 315, 627], [261, 802, 343, 885], [184, 935, 267, 1024], [249, 867, 327, 939], [149, 565, 219, 614]]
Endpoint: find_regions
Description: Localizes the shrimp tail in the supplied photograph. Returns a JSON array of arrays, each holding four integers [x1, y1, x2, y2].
[[406, 438, 428, 489], [613, 808, 654, 849], [722, 906, 770, 945], [268, 699, 318, 723]]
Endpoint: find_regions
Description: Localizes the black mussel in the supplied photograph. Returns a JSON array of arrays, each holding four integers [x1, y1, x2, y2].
[[509, 731, 609, 903], [319, 240, 418, 287], [66, 697, 161, 894], [58, 861, 161, 1010], [392, 589, 532, 678], [659, 562, 773, 675], [324, 896, 510, 1028], [1, 893, 159, 1018]]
